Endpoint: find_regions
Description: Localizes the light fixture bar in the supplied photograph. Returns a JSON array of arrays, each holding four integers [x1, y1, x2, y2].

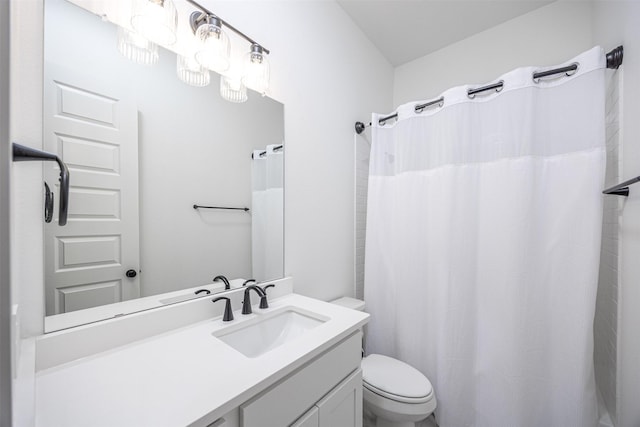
[[184, 0, 270, 54]]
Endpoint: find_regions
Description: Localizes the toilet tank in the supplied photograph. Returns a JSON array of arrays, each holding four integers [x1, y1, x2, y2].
[[331, 297, 365, 311]]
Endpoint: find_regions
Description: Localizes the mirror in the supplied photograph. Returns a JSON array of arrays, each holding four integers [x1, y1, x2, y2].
[[43, 0, 284, 332]]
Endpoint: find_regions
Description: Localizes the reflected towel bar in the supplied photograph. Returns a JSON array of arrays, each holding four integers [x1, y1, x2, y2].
[[12, 143, 70, 225], [603, 176, 640, 197], [193, 204, 250, 212]]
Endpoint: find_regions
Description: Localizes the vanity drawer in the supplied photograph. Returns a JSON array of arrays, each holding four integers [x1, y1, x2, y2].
[[240, 331, 362, 427]]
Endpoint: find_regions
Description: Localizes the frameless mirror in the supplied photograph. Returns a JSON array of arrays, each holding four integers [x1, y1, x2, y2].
[[43, 0, 284, 332]]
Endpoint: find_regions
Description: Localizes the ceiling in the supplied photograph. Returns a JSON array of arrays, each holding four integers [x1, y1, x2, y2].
[[336, 0, 555, 67]]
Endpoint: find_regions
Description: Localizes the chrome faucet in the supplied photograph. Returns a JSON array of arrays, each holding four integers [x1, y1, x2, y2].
[[242, 285, 268, 314]]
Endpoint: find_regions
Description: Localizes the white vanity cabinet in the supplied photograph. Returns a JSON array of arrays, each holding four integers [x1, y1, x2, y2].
[[34, 292, 370, 427], [238, 331, 363, 427], [292, 369, 363, 427]]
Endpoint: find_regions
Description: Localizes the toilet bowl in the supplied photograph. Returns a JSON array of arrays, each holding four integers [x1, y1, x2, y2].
[[362, 354, 436, 427], [331, 297, 437, 427]]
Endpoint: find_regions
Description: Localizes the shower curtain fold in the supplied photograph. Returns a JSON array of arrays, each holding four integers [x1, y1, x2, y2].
[[251, 144, 283, 282], [364, 46, 606, 427]]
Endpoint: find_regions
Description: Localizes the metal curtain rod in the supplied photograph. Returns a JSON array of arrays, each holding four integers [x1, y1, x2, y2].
[[603, 176, 640, 197], [354, 96, 445, 134], [355, 45, 624, 134], [251, 144, 283, 159], [193, 204, 250, 212], [185, 0, 270, 54]]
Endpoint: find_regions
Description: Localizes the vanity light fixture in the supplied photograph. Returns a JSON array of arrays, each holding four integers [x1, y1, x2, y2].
[[242, 44, 270, 95], [117, 27, 159, 66], [131, 0, 178, 46], [186, 0, 271, 97], [191, 12, 230, 73], [177, 54, 210, 87], [220, 75, 248, 103], [122, 0, 272, 102]]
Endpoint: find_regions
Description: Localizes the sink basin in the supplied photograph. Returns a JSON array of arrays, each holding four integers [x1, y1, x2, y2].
[[213, 307, 328, 358]]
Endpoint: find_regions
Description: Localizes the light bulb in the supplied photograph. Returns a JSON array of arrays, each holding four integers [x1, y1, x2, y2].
[[242, 44, 270, 94], [194, 16, 230, 73], [131, 0, 177, 46], [177, 54, 210, 87], [117, 27, 159, 65], [220, 75, 248, 103]]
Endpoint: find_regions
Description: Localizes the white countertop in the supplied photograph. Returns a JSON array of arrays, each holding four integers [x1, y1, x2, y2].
[[35, 294, 369, 427]]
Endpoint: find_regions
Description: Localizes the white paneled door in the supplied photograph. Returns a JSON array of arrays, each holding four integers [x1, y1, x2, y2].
[[44, 63, 140, 315]]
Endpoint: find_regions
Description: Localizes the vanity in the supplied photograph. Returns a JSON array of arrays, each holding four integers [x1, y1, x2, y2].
[[33, 279, 369, 426]]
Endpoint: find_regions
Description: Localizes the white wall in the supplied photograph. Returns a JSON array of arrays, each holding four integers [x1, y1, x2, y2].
[[592, 4, 640, 427], [1, 0, 12, 424], [594, 68, 621, 426], [354, 131, 370, 300], [10, 0, 45, 339], [45, 0, 285, 298], [393, 1, 593, 107]]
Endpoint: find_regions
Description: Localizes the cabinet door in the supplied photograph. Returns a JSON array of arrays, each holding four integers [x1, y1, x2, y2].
[[291, 407, 319, 427], [317, 369, 362, 427], [241, 332, 361, 427]]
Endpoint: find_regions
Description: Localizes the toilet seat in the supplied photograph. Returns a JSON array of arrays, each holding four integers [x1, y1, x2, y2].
[[364, 381, 434, 404], [362, 354, 434, 404]]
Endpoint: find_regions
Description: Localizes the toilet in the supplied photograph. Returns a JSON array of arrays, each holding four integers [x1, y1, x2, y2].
[[332, 297, 437, 427]]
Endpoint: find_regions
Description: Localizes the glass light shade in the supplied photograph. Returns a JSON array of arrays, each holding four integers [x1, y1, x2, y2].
[[117, 27, 159, 65], [177, 55, 210, 87], [194, 22, 230, 73], [242, 46, 270, 94], [131, 0, 177, 46], [220, 75, 248, 103]]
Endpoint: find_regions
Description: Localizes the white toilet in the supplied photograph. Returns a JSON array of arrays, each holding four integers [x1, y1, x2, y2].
[[332, 297, 437, 427]]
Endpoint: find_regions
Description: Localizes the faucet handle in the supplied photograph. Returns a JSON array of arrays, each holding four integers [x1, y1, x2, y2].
[[242, 279, 256, 287], [242, 285, 266, 314], [258, 284, 275, 309], [263, 284, 275, 293], [195, 289, 211, 295], [212, 297, 234, 322], [213, 275, 230, 290]]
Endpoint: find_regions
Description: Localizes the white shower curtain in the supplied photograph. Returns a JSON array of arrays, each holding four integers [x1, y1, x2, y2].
[[251, 145, 284, 282], [365, 47, 606, 427]]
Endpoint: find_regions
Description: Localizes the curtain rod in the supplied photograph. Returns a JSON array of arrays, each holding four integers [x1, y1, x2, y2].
[[355, 46, 624, 134], [251, 144, 283, 159]]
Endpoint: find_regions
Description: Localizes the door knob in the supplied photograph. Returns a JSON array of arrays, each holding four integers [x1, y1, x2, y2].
[[125, 269, 137, 278]]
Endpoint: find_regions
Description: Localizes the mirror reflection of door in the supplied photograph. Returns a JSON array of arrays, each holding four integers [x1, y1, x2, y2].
[[44, 63, 140, 315]]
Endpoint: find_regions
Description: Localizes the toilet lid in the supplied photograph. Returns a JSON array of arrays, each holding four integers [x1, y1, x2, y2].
[[362, 354, 433, 402]]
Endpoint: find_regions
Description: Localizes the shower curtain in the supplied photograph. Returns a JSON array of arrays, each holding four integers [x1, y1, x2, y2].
[[364, 47, 606, 427], [251, 144, 283, 282]]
